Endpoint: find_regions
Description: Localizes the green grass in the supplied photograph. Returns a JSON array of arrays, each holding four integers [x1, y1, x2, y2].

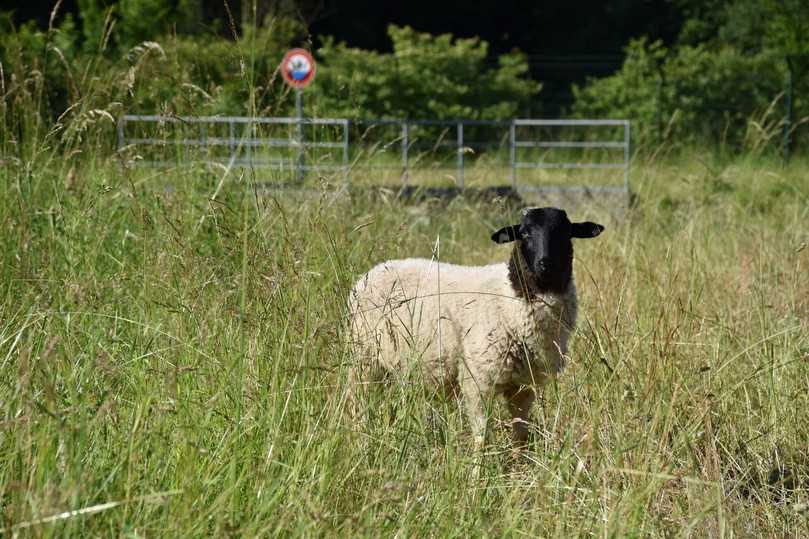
[[1, 152, 808, 536]]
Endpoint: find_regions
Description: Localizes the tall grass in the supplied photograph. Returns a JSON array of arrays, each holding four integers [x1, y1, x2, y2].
[[2, 10, 809, 537], [1, 152, 808, 536]]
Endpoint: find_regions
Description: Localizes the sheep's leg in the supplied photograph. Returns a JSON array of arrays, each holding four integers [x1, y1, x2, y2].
[[460, 376, 489, 451], [460, 376, 489, 484], [505, 385, 535, 448]]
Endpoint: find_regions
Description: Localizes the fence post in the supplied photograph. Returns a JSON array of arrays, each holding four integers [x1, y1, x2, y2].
[[457, 122, 464, 189], [624, 121, 631, 194], [296, 89, 304, 182], [246, 122, 252, 166], [402, 121, 409, 184], [184, 118, 190, 164], [343, 120, 350, 181], [229, 120, 236, 162], [509, 120, 517, 190], [200, 123, 206, 160]]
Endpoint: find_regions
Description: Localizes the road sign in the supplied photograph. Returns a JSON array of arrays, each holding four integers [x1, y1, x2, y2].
[[281, 48, 316, 89]]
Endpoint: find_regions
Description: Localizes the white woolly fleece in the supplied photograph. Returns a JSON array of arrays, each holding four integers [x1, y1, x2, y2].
[[348, 255, 578, 446]]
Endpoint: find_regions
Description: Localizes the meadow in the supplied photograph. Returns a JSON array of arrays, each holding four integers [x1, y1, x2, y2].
[[1, 147, 808, 536]]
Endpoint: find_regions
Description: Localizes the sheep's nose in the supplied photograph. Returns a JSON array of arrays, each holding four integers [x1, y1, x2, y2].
[[536, 258, 551, 272]]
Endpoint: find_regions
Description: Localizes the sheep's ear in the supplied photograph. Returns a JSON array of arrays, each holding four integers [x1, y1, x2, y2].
[[571, 221, 605, 238], [491, 224, 521, 244]]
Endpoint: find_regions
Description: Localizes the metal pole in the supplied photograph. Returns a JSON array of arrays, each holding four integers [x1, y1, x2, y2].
[[296, 88, 304, 182], [343, 120, 350, 181], [229, 120, 235, 162], [510, 121, 517, 190], [783, 56, 793, 165], [200, 124, 206, 160], [246, 122, 252, 166], [457, 122, 464, 189], [402, 121, 409, 184], [624, 121, 631, 195]]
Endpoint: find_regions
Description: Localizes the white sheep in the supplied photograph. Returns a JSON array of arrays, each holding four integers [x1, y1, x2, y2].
[[347, 207, 604, 448]]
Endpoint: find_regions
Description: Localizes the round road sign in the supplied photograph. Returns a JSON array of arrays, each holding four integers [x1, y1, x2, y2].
[[281, 48, 316, 89]]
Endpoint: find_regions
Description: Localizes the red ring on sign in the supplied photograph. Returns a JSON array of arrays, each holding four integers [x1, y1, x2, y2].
[[281, 48, 316, 89]]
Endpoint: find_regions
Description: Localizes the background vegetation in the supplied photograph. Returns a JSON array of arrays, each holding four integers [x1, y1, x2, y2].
[[3, 0, 809, 153], [573, 0, 809, 151]]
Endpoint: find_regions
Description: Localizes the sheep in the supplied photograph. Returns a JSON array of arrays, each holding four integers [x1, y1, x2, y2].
[[347, 207, 604, 449]]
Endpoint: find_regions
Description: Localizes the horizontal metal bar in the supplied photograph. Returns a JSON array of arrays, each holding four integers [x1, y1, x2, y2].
[[354, 119, 512, 127], [405, 119, 512, 127], [122, 116, 629, 128], [350, 163, 496, 169], [287, 164, 347, 170], [122, 115, 349, 126], [515, 141, 627, 149], [131, 158, 348, 170], [300, 142, 347, 149], [131, 158, 290, 167], [515, 162, 627, 170], [513, 119, 629, 126], [351, 119, 403, 126], [125, 137, 282, 147], [517, 185, 628, 193], [124, 137, 344, 149], [351, 141, 508, 151]]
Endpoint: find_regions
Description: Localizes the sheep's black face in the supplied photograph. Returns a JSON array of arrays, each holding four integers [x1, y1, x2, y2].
[[491, 207, 604, 296]]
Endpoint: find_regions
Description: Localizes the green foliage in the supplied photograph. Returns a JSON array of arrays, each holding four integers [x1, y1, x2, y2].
[[120, 17, 302, 116], [312, 25, 540, 120], [572, 38, 789, 151], [2, 8, 542, 163], [0, 8, 305, 162], [6, 0, 809, 155], [676, 0, 809, 58], [571, 0, 809, 152], [174, 0, 204, 36], [676, 0, 766, 52], [118, 0, 173, 47], [76, 0, 112, 54], [764, 0, 809, 54], [0, 12, 87, 157], [762, 0, 809, 78], [571, 39, 665, 139]]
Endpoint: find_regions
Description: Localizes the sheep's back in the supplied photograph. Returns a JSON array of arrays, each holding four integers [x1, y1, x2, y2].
[[348, 259, 511, 382]]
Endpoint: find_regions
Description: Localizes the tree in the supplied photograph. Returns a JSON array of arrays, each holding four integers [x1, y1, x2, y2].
[[312, 25, 540, 120]]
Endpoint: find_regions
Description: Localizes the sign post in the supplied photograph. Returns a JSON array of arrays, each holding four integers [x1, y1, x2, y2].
[[281, 48, 316, 182]]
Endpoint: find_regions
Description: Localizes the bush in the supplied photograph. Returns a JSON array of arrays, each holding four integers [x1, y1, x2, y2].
[[572, 38, 793, 152], [311, 25, 540, 120], [121, 18, 302, 117]]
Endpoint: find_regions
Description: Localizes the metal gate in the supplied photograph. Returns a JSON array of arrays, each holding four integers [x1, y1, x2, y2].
[[510, 119, 630, 194], [117, 115, 349, 175], [118, 115, 630, 195]]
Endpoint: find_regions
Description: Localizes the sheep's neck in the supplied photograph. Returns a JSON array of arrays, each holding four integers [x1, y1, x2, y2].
[[507, 247, 572, 298]]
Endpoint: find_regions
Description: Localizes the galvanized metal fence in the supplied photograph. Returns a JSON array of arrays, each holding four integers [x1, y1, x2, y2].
[[118, 115, 630, 195], [510, 119, 630, 194], [118, 115, 350, 173]]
